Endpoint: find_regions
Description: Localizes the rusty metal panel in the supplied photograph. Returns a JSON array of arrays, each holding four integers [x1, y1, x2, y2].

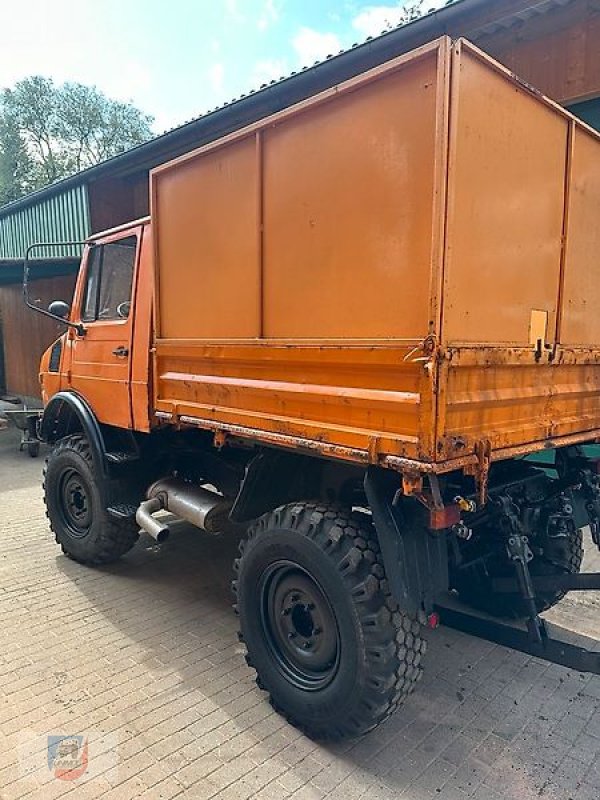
[[442, 40, 568, 346], [152, 136, 260, 339], [437, 41, 600, 465], [154, 341, 432, 460], [560, 124, 600, 346], [150, 40, 450, 465], [438, 348, 600, 462], [149, 36, 600, 475], [261, 50, 441, 339]]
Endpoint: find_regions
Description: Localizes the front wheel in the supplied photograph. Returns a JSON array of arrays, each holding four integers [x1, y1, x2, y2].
[[27, 440, 40, 458], [233, 502, 425, 739], [43, 434, 139, 565]]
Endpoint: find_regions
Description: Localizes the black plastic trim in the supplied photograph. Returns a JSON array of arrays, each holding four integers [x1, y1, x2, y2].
[[364, 466, 449, 615], [40, 391, 110, 479]]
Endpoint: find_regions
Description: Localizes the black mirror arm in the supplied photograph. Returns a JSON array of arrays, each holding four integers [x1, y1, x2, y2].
[[23, 241, 89, 336]]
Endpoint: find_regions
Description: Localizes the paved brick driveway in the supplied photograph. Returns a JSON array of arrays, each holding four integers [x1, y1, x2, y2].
[[1, 425, 600, 800]]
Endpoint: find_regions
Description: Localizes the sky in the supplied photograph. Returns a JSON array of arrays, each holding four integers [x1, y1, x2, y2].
[[0, 0, 446, 134]]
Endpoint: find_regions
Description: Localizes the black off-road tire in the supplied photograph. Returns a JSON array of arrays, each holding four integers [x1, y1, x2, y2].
[[233, 502, 425, 739], [43, 434, 139, 565], [453, 526, 583, 618], [27, 441, 40, 458]]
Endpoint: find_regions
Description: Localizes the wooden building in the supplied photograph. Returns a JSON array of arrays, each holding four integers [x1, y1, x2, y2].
[[1, 0, 600, 400]]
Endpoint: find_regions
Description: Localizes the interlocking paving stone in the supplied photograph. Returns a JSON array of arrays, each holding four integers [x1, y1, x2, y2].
[[1, 425, 600, 799]]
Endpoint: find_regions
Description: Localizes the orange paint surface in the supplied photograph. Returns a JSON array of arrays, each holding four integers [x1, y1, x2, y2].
[[41, 38, 600, 474]]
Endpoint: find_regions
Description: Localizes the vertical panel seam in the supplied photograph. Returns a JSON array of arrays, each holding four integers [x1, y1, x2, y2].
[[554, 119, 575, 349]]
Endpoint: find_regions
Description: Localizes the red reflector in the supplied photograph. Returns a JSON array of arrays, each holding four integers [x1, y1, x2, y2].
[[427, 612, 440, 629], [429, 505, 460, 530]]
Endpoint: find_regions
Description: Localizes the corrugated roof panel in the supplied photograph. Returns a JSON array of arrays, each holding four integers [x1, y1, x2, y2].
[[0, 184, 90, 259]]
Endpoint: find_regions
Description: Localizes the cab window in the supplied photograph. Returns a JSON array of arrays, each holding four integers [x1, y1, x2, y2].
[[82, 236, 136, 322]]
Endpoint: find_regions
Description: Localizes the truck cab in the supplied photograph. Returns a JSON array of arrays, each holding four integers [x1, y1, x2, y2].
[[40, 219, 153, 433]]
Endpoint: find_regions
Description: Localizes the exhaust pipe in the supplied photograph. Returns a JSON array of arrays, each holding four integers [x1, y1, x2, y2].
[[136, 497, 170, 543], [136, 477, 231, 540]]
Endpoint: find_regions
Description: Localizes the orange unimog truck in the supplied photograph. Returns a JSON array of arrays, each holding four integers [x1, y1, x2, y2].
[[27, 38, 600, 738]]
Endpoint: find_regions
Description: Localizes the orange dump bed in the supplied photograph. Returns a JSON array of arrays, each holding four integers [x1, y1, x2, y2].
[[150, 37, 600, 475]]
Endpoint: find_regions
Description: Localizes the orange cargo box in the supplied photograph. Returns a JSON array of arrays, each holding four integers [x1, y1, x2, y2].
[[150, 37, 600, 481]]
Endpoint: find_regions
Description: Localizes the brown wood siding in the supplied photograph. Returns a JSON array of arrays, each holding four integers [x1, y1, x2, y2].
[[477, 0, 600, 104], [88, 173, 149, 233], [0, 274, 76, 399]]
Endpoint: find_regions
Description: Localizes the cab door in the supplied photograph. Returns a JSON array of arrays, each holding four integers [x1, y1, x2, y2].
[[67, 228, 141, 429]]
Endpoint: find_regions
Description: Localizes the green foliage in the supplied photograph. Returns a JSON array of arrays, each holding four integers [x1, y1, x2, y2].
[[0, 76, 154, 206]]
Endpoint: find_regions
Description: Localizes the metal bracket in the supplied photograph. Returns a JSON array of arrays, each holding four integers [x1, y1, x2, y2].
[[493, 493, 544, 643], [474, 439, 491, 507], [492, 572, 600, 593]]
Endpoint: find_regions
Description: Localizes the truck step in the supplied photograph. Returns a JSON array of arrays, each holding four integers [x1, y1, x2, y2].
[[107, 503, 138, 520], [105, 451, 139, 465]]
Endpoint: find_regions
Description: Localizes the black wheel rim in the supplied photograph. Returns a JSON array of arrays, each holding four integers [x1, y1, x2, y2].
[[58, 468, 92, 537], [259, 560, 340, 691]]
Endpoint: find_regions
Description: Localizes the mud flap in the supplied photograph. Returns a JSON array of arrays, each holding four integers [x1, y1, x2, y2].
[[364, 466, 449, 616]]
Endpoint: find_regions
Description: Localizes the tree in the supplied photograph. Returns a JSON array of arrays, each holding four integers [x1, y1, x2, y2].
[[0, 76, 154, 205], [0, 108, 35, 204]]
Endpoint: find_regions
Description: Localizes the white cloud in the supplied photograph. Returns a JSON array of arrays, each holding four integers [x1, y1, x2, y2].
[[252, 58, 288, 87], [208, 63, 225, 94], [224, 0, 245, 24], [257, 0, 279, 31], [102, 60, 152, 105], [352, 1, 446, 38], [292, 27, 342, 67], [352, 4, 408, 38]]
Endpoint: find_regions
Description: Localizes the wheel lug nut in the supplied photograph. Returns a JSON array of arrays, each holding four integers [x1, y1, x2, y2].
[[313, 627, 322, 635], [303, 641, 313, 649], [281, 607, 291, 616], [287, 631, 297, 639], [291, 594, 299, 603], [307, 603, 315, 611]]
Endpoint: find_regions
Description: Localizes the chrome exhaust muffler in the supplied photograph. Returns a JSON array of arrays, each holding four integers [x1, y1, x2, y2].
[[136, 477, 231, 541]]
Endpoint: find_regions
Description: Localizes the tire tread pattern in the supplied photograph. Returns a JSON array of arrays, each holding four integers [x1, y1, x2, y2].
[[233, 501, 425, 739], [43, 434, 139, 565]]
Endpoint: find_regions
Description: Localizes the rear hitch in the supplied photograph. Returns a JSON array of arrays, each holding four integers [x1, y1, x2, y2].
[[495, 494, 545, 644], [436, 596, 600, 676], [505, 530, 544, 644]]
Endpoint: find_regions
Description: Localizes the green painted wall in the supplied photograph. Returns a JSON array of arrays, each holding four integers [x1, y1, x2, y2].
[[0, 184, 90, 259], [569, 97, 600, 132]]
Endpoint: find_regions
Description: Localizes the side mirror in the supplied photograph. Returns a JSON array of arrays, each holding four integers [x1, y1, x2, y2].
[[48, 300, 70, 319]]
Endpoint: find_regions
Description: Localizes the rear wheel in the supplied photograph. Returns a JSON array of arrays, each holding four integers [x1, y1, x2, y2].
[[43, 434, 139, 565], [233, 502, 425, 739]]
